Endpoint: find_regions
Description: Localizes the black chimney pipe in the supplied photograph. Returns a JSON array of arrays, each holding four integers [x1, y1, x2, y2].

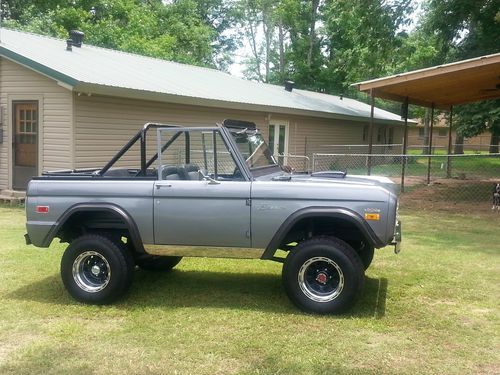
[[284, 80, 295, 92], [69, 30, 85, 47], [66, 39, 73, 51]]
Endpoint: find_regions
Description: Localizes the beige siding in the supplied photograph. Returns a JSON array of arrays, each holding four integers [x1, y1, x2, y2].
[[74, 94, 405, 170], [287, 116, 405, 156], [0, 58, 73, 189], [74, 95, 268, 168]]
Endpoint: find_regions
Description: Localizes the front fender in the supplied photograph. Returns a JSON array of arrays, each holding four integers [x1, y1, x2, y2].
[[260, 206, 385, 260]]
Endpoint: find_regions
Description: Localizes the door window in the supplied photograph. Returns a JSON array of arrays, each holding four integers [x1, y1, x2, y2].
[[14, 102, 38, 167], [158, 128, 243, 181]]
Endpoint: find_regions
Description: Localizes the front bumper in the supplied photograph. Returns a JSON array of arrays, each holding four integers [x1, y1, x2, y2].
[[390, 220, 402, 254]]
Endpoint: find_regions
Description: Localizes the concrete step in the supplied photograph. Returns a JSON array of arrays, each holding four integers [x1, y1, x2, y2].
[[0, 190, 26, 198], [0, 194, 25, 205]]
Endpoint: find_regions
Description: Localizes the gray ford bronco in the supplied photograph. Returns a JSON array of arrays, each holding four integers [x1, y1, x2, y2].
[[25, 120, 401, 314]]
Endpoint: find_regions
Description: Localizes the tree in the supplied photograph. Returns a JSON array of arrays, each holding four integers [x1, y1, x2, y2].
[[419, 0, 500, 153], [454, 100, 500, 153], [1, 0, 241, 69]]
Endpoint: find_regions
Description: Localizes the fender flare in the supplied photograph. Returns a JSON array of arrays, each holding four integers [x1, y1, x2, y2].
[[260, 206, 384, 260], [42, 203, 145, 253]]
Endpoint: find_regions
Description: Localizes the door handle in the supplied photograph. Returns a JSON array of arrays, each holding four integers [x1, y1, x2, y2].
[[156, 182, 172, 189]]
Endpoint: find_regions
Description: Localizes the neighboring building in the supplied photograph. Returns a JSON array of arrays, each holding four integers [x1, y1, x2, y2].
[[0, 28, 407, 191], [407, 116, 493, 152]]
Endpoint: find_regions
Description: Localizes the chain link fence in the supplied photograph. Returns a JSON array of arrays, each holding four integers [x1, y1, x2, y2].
[[311, 152, 500, 209]]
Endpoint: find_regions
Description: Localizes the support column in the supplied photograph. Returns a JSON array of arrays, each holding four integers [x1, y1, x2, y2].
[[426, 103, 435, 185], [367, 89, 375, 175], [400, 97, 409, 193], [447, 106, 453, 178]]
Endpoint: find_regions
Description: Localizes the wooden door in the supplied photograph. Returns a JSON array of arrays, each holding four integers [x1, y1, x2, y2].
[[13, 102, 38, 190]]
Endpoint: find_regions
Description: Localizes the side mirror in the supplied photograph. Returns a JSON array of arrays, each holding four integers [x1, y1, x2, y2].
[[198, 170, 220, 185]]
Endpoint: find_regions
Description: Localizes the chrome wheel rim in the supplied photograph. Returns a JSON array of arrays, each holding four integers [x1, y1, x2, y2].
[[72, 251, 111, 293], [298, 256, 344, 302]]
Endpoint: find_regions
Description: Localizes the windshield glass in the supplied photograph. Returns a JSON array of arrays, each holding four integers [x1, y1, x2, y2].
[[230, 130, 278, 170]]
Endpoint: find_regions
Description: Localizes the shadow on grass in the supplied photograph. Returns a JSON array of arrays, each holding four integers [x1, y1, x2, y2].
[[8, 270, 388, 318]]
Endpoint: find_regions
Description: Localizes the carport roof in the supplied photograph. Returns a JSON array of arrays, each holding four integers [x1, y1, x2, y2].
[[0, 28, 407, 125], [352, 53, 500, 109]]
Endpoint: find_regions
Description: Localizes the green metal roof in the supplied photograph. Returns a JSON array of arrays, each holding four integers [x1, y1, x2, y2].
[[0, 28, 407, 124]]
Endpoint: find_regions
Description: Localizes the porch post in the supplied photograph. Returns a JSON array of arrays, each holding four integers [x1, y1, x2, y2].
[[367, 89, 375, 175], [447, 106, 453, 178], [426, 103, 435, 185], [400, 97, 409, 193]]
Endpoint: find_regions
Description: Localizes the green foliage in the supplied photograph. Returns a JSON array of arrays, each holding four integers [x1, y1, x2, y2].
[[1, 0, 241, 69], [420, 0, 500, 144], [454, 100, 500, 138]]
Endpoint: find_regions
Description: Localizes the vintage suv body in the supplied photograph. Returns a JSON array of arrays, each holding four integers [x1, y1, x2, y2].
[[25, 120, 401, 314]]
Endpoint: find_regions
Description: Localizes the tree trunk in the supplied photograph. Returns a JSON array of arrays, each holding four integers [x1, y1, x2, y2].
[[489, 133, 499, 153], [454, 135, 464, 154], [278, 24, 285, 80], [247, 17, 263, 82], [307, 0, 320, 67], [262, 12, 271, 83]]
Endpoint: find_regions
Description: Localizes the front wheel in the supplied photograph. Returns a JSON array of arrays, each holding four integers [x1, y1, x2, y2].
[[282, 237, 364, 314], [61, 234, 134, 304]]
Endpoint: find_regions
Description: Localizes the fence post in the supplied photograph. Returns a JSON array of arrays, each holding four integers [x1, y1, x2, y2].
[[427, 103, 435, 185], [447, 106, 453, 178], [400, 97, 409, 193]]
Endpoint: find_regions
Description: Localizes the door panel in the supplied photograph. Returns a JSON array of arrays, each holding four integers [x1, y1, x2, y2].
[[153, 128, 251, 247], [13, 102, 38, 190], [153, 180, 251, 247]]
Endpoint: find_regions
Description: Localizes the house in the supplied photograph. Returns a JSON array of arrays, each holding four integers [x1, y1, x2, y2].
[[407, 116, 493, 153], [0, 28, 407, 191]]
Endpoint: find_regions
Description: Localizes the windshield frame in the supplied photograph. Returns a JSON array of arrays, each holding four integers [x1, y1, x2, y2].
[[220, 126, 282, 179], [226, 127, 283, 176]]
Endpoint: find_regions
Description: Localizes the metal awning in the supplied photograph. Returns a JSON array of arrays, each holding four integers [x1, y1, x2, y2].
[[351, 52, 500, 191], [352, 53, 500, 109]]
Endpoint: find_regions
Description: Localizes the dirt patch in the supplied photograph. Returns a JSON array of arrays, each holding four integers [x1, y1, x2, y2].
[[398, 178, 500, 213]]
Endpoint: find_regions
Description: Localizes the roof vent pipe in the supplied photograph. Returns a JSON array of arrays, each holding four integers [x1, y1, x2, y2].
[[69, 30, 84, 47], [284, 80, 295, 92], [66, 39, 73, 51]]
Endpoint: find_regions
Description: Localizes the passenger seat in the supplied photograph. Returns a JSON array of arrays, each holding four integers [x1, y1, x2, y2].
[[162, 166, 181, 180], [179, 164, 201, 180]]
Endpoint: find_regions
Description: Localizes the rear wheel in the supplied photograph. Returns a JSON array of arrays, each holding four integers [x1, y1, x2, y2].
[[282, 236, 364, 314], [136, 255, 182, 271], [61, 234, 134, 304]]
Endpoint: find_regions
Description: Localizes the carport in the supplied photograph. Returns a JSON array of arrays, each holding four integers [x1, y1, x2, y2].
[[352, 52, 500, 191]]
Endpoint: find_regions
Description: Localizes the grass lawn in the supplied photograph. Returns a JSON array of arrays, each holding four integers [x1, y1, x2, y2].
[[341, 154, 500, 179], [0, 205, 499, 374]]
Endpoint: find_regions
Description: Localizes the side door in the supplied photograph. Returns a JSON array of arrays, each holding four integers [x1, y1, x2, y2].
[[153, 128, 251, 247], [269, 121, 289, 165], [13, 101, 38, 190]]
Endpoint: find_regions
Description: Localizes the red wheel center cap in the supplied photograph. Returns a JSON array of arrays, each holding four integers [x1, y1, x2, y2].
[[316, 272, 328, 284]]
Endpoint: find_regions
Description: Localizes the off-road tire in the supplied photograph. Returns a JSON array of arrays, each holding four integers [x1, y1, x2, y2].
[[61, 234, 134, 304], [136, 255, 182, 271], [282, 236, 364, 314]]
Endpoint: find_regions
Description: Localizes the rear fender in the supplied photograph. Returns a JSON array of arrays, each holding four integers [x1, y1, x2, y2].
[[42, 203, 145, 253]]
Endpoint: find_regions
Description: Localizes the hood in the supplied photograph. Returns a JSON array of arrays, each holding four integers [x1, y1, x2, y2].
[[257, 171, 399, 196]]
